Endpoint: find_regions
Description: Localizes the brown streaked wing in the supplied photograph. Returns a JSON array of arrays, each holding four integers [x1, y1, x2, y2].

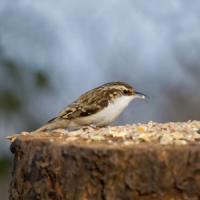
[[58, 87, 119, 119]]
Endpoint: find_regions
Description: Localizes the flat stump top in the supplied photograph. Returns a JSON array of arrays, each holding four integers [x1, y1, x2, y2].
[[9, 121, 200, 200]]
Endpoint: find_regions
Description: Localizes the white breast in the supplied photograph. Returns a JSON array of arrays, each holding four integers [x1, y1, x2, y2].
[[77, 95, 134, 127]]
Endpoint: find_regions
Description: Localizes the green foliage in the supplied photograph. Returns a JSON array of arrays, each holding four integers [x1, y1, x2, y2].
[[0, 158, 11, 178], [35, 71, 48, 88], [0, 91, 21, 111]]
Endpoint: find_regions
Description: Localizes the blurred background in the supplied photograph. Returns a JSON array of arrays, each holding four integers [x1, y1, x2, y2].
[[1, 0, 200, 199]]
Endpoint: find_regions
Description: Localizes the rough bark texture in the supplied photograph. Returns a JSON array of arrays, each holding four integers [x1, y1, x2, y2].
[[9, 123, 200, 200]]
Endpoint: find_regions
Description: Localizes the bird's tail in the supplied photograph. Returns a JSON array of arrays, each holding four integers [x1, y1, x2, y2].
[[33, 117, 68, 132]]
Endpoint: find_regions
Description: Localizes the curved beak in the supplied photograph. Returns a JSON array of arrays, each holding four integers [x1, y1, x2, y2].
[[135, 91, 150, 101]]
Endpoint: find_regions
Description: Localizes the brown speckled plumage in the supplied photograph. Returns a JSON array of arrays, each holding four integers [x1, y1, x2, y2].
[[58, 82, 136, 119]]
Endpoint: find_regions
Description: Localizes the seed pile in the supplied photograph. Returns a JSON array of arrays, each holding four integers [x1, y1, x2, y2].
[[11, 121, 200, 146]]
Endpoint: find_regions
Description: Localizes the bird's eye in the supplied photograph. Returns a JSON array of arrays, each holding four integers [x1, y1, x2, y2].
[[123, 90, 130, 95]]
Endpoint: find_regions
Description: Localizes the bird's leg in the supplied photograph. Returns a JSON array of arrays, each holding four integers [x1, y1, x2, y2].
[[89, 124, 97, 129], [81, 124, 98, 131]]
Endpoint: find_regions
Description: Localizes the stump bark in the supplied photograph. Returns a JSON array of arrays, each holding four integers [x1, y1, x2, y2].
[[9, 121, 200, 200]]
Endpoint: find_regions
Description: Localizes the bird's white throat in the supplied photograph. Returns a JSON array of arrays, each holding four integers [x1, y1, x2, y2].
[[78, 95, 135, 127]]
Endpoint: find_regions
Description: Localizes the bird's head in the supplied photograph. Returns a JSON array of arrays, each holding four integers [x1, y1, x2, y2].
[[103, 81, 149, 100]]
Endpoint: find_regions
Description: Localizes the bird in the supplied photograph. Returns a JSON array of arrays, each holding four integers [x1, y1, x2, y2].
[[35, 81, 149, 132]]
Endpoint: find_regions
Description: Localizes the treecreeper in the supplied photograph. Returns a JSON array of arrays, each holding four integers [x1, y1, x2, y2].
[[35, 81, 148, 132]]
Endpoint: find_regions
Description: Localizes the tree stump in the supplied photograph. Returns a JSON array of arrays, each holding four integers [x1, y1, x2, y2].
[[9, 121, 200, 200]]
